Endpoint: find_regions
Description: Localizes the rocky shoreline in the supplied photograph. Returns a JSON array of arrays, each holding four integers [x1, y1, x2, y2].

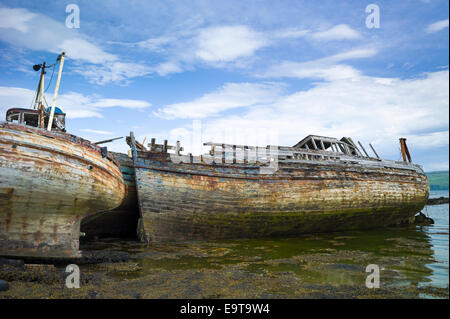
[[427, 197, 449, 205], [0, 232, 448, 299]]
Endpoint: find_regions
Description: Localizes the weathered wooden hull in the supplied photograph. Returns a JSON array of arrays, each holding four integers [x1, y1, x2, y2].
[[132, 151, 429, 243], [81, 152, 139, 239], [0, 123, 125, 258]]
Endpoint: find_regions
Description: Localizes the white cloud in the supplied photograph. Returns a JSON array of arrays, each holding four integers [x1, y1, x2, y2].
[[311, 24, 361, 41], [424, 161, 449, 172], [0, 7, 117, 64], [158, 70, 449, 161], [195, 25, 269, 62], [262, 47, 378, 81], [74, 62, 153, 85], [0, 86, 151, 119], [136, 36, 178, 52], [155, 82, 284, 119], [272, 27, 310, 39], [328, 48, 378, 61], [80, 129, 113, 135], [114, 23, 366, 77], [0, 7, 36, 32], [265, 63, 361, 81], [88, 98, 151, 109], [153, 61, 183, 76], [426, 19, 449, 33], [0, 6, 152, 84]]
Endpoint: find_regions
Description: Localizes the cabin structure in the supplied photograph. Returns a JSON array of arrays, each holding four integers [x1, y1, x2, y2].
[[6, 107, 66, 131], [293, 135, 363, 156]]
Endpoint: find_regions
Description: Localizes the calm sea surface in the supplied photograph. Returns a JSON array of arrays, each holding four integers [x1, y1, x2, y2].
[[420, 190, 449, 291], [73, 190, 449, 298]]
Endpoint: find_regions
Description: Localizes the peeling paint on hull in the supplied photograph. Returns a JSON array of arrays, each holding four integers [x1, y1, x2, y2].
[[81, 152, 139, 239], [0, 123, 125, 258], [132, 151, 429, 243]]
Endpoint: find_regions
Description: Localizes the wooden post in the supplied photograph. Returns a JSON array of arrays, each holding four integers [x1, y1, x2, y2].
[[176, 141, 181, 156], [129, 132, 138, 160], [399, 138, 412, 163], [150, 138, 156, 151], [221, 144, 225, 164], [244, 146, 248, 164]]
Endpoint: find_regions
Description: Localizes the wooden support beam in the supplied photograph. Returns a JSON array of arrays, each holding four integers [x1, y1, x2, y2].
[[311, 138, 318, 150], [369, 143, 380, 159], [358, 141, 370, 157], [399, 138, 412, 163], [221, 144, 225, 164], [320, 140, 325, 150], [150, 138, 156, 151]]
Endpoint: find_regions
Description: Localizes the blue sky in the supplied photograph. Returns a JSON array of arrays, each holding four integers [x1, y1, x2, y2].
[[0, 0, 448, 171]]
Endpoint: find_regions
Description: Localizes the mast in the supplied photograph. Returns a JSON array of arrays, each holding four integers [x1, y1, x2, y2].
[[34, 62, 46, 110], [47, 52, 66, 131]]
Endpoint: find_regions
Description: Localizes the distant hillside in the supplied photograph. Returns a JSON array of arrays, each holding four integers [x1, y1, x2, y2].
[[426, 171, 449, 190]]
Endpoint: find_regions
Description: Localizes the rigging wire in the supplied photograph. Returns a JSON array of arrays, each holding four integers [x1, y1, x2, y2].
[[397, 146, 403, 162], [43, 95, 49, 107], [28, 56, 60, 109], [44, 63, 56, 93], [29, 88, 38, 108]]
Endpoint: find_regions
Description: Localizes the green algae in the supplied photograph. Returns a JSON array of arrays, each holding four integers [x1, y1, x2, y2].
[[1, 203, 448, 299]]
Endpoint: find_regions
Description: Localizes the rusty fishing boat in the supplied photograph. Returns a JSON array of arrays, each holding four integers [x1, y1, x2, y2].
[[128, 133, 429, 243], [0, 53, 125, 258]]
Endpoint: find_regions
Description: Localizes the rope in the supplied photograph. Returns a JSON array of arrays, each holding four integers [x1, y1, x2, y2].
[[44, 64, 56, 93], [30, 88, 38, 108], [397, 146, 402, 161], [43, 95, 49, 108]]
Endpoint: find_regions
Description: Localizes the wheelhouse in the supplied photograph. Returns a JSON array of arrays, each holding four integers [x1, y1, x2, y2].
[[6, 107, 66, 132]]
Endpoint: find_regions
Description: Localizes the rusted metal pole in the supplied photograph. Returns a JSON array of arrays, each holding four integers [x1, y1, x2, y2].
[[399, 138, 407, 162], [94, 136, 123, 145], [399, 138, 412, 163], [47, 52, 65, 131]]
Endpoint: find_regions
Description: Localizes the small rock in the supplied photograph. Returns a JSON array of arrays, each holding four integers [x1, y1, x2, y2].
[[0, 279, 9, 292], [24, 264, 56, 272], [88, 290, 99, 299], [414, 212, 434, 225], [0, 257, 24, 269], [427, 197, 449, 205]]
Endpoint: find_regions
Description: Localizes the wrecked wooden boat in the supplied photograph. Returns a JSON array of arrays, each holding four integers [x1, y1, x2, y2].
[[81, 151, 139, 239], [0, 53, 125, 258], [128, 133, 429, 243]]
